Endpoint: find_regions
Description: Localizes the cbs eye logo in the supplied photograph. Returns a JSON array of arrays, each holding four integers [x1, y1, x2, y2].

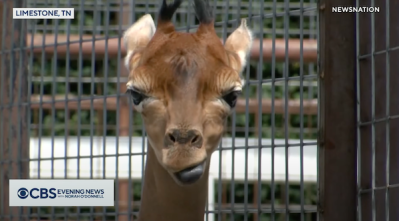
[[17, 188, 29, 199]]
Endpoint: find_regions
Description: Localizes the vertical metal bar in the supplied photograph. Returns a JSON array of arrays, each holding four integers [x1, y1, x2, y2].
[[229, 0, 238, 214], [64, 1, 72, 220], [185, 1, 191, 33], [256, 0, 265, 219], [230, 0, 241, 214], [128, 98, 133, 221], [125, 5, 134, 217], [217, 143, 222, 221], [103, 0, 111, 220], [38, 1, 48, 181], [141, 126, 146, 217], [77, 1, 85, 219], [37, 0, 49, 219], [270, 0, 277, 220], [140, 0, 148, 205], [243, 58, 250, 221], [298, 0, 305, 220], [307, 1, 316, 140], [51, 1, 60, 220], [145, 0, 149, 14], [218, 0, 230, 219], [27, 1, 38, 219], [244, 2, 253, 220], [283, 0, 290, 219], [89, 2, 98, 220], [64, 0, 72, 220], [230, 102, 236, 220], [384, 0, 390, 220], [221, 0, 229, 41], [230, 1, 240, 217], [370, 1, 376, 221], [115, 0, 124, 220], [355, 0, 362, 220], [130, 0, 135, 24]]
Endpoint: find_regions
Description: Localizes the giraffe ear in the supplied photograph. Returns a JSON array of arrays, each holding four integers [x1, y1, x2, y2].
[[123, 14, 156, 71], [224, 19, 253, 73]]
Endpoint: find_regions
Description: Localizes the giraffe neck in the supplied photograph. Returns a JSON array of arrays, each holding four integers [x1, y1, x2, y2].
[[137, 144, 209, 221]]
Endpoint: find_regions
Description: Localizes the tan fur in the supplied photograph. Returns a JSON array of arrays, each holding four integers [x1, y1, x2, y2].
[[124, 12, 252, 221]]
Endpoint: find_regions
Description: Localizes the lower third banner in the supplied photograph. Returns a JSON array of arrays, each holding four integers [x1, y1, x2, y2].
[[9, 179, 114, 206]]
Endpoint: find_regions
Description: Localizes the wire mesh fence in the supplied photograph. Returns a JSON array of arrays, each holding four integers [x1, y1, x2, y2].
[[6, 0, 391, 220], [355, 0, 399, 220]]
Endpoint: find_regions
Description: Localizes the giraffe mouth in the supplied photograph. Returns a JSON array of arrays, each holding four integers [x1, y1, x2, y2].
[[174, 161, 206, 185]]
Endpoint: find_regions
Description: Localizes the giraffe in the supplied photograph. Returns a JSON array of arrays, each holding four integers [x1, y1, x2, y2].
[[123, 0, 252, 220]]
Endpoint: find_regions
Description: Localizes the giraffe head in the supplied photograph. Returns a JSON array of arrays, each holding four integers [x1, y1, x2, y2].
[[123, 0, 252, 186]]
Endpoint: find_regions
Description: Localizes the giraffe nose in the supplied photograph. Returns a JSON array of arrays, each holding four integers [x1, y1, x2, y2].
[[164, 129, 203, 148]]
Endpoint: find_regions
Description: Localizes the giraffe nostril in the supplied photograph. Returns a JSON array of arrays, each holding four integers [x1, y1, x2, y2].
[[168, 134, 176, 143], [164, 129, 203, 148], [191, 135, 199, 144]]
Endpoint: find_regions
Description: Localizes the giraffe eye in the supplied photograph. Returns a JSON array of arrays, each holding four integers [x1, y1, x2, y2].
[[127, 89, 146, 105], [222, 90, 241, 108]]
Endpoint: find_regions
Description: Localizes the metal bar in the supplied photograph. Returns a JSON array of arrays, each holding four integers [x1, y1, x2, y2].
[[26, 0, 38, 219], [115, 0, 124, 220], [102, 1, 110, 220], [63, 1, 72, 220], [314, 1, 320, 220], [36, 0, 48, 219], [128, 96, 133, 221], [76, 1, 85, 220], [25, 74, 317, 85], [88, 1, 98, 221], [318, 0, 357, 220], [370, 1, 376, 221], [283, 0, 290, 219], [298, 0, 305, 220], [229, 3, 240, 219], [50, 1, 60, 221], [2, 140, 318, 162], [123, 5, 133, 221], [256, 0, 265, 220], [270, 0, 277, 220], [384, 1, 390, 220], [218, 1, 230, 219], [243, 1, 252, 219], [22, 34, 318, 63]]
